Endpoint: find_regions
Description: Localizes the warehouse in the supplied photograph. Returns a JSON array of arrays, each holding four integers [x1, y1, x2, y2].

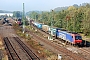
[[0, 13, 13, 17]]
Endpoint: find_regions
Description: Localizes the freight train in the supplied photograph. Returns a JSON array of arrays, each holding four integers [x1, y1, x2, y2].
[[31, 21, 82, 45]]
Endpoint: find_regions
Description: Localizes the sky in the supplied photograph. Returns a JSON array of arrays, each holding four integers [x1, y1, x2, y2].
[[0, 0, 89, 12]]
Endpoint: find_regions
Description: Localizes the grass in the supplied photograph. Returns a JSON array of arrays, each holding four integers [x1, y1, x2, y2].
[[13, 24, 31, 40], [80, 33, 90, 42], [13, 24, 58, 59], [26, 39, 56, 59]]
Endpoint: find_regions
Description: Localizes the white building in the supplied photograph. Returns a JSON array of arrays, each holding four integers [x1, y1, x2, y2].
[[0, 13, 13, 17]]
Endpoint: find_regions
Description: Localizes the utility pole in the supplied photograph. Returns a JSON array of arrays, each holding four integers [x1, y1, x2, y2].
[[48, 10, 53, 40], [66, 16, 70, 30], [67, 19, 68, 30], [72, 17, 75, 32], [35, 14, 36, 22], [22, 3, 25, 33], [42, 11, 44, 24], [51, 10, 53, 38], [59, 19, 62, 28]]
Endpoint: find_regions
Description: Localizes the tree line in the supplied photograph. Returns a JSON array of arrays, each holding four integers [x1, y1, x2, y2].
[[28, 3, 90, 36]]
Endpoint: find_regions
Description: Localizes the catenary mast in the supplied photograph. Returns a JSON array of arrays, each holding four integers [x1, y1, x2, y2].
[[22, 3, 25, 33]]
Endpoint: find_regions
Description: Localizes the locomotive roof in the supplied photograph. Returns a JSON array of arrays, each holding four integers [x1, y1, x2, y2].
[[68, 32, 78, 34]]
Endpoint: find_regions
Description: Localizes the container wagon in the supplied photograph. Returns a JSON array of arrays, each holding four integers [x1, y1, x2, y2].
[[48, 27, 56, 36], [32, 22, 42, 29], [42, 25, 50, 32]]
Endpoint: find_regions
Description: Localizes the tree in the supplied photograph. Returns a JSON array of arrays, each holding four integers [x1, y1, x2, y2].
[[26, 3, 90, 36], [73, 4, 79, 8], [13, 11, 22, 18], [81, 7, 90, 35]]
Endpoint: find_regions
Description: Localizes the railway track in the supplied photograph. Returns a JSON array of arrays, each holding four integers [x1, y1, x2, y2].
[[13, 37, 40, 60], [3, 37, 21, 60], [3, 37, 40, 60], [79, 48, 90, 54], [32, 25, 90, 57], [78, 47, 90, 60], [26, 26, 87, 60]]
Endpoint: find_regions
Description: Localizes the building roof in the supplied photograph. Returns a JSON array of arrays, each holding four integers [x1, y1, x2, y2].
[[0, 13, 13, 16]]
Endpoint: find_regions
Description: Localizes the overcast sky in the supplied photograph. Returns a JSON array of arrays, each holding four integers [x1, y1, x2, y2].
[[0, 0, 89, 12]]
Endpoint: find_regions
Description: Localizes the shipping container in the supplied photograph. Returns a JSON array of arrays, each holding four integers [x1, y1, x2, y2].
[[37, 24, 42, 29], [33, 22, 42, 29], [42, 25, 50, 32], [48, 27, 56, 36]]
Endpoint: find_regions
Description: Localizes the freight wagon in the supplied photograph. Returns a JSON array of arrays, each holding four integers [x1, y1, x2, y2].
[[32, 22, 42, 29], [32, 21, 82, 45], [48, 27, 56, 36], [33, 22, 56, 36], [42, 25, 50, 32]]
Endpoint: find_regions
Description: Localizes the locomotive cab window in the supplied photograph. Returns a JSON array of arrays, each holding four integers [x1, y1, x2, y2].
[[75, 36, 82, 40]]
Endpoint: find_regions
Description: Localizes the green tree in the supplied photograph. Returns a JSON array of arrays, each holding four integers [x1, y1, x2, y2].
[[13, 11, 22, 18], [81, 7, 90, 35], [27, 3, 90, 36]]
